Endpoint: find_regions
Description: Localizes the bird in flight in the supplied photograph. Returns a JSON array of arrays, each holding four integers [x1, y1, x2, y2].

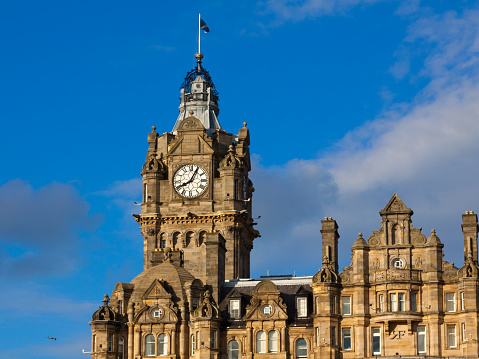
[[46, 336, 57, 341]]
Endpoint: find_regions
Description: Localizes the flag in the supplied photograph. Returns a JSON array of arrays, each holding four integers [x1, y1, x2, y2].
[[200, 18, 209, 33]]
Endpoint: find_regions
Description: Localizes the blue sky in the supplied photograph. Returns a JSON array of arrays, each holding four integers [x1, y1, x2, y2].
[[1, 0, 479, 357]]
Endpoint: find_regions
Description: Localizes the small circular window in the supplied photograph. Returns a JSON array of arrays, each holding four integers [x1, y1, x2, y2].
[[261, 304, 273, 316], [151, 307, 163, 319], [392, 258, 404, 269]]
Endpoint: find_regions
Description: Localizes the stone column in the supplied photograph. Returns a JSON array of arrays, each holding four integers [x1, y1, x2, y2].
[[134, 328, 141, 357], [172, 329, 177, 355], [128, 323, 134, 359], [281, 327, 286, 352]]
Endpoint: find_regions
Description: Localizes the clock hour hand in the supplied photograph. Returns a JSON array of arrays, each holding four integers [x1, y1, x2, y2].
[[178, 168, 199, 188]]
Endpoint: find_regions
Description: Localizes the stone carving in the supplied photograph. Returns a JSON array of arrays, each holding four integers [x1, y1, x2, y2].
[[219, 145, 242, 168], [143, 152, 167, 174]]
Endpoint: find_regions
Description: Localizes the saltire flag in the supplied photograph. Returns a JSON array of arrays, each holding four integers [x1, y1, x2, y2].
[[200, 18, 209, 33]]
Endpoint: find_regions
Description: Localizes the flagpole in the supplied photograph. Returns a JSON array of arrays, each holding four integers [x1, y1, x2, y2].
[[198, 13, 201, 54]]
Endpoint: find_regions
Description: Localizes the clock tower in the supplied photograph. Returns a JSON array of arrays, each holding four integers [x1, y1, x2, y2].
[[134, 53, 259, 288]]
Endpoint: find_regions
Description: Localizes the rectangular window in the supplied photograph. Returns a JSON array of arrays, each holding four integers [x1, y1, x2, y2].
[[461, 292, 465, 311], [331, 326, 336, 346], [330, 295, 336, 314], [108, 334, 113, 352], [411, 293, 417, 312], [447, 325, 456, 348], [379, 294, 384, 313], [230, 299, 240, 319], [372, 328, 381, 355], [316, 327, 320, 346], [398, 293, 405, 311], [92, 335, 96, 352], [342, 328, 351, 350], [315, 296, 319, 314], [418, 326, 426, 354], [297, 297, 307, 317], [196, 331, 200, 349], [462, 323, 466, 342], [342, 296, 351, 315], [390, 293, 397, 312], [192, 298, 199, 310], [211, 331, 216, 349], [118, 300, 123, 314], [446, 293, 456, 312]]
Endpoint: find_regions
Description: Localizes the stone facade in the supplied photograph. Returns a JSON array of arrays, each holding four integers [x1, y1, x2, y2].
[[89, 55, 479, 359]]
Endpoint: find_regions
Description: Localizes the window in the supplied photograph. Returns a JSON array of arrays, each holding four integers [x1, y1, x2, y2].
[[145, 334, 155, 356], [462, 323, 466, 342], [296, 338, 307, 358], [398, 293, 405, 311], [108, 334, 113, 352], [118, 337, 125, 359], [256, 331, 266, 353], [331, 326, 336, 346], [230, 299, 240, 319], [417, 326, 426, 354], [118, 300, 123, 315], [261, 305, 272, 315], [315, 296, 319, 313], [446, 293, 456, 312], [447, 325, 456, 348], [152, 308, 163, 318], [316, 327, 320, 346], [342, 296, 351, 315], [228, 340, 239, 359], [379, 294, 384, 312], [158, 334, 168, 355], [372, 328, 381, 355], [297, 297, 307, 317], [411, 292, 417, 312], [211, 331, 216, 349], [92, 335, 97, 352], [191, 334, 195, 355], [185, 231, 194, 247], [390, 293, 397, 312], [461, 292, 465, 311], [392, 258, 404, 268], [330, 295, 336, 314], [159, 233, 166, 248], [192, 298, 199, 310], [196, 331, 200, 350], [342, 328, 351, 350], [268, 331, 278, 353]]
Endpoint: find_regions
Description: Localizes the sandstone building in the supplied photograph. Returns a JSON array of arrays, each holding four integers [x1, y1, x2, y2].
[[89, 54, 479, 358]]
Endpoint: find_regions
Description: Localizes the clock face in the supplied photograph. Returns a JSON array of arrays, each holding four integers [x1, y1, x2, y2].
[[173, 164, 208, 198]]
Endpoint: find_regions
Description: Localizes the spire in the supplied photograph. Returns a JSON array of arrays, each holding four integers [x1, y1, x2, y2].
[[172, 54, 221, 137]]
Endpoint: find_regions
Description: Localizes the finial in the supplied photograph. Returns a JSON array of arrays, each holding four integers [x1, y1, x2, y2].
[[102, 294, 110, 305], [358, 232, 363, 238], [195, 53, 204, 60], [243, 122, 247, 128], [151, 126, 156, 131], [431, 229, 436, 235], [189, 110, 194, 116]]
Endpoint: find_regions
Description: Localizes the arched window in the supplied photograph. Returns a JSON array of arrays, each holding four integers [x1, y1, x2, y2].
[[191, 334, 195, 355], [158, 233, 166, 249], [268, 331, 278, 353], [256, 331, 266, 353], [186, 231, 194, 247], [118, 337, 125, 359], [296, 338, 307, 358], [228, 340, 240, 359], [145, 334, 155, 356], [199, 231, 207, 246], [173, 232, 180, 249], [158, 333, 168, 356]]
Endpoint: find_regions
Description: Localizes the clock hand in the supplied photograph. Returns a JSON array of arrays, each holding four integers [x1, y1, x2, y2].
[[178, 168, 199, 188]]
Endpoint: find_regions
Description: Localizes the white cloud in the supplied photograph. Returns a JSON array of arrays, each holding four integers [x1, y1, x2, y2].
[[251, 6, 479, 275], [261, 0, 383, 22]]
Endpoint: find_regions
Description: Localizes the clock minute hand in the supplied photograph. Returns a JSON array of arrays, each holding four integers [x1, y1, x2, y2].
[[179, 168, 199, 188]]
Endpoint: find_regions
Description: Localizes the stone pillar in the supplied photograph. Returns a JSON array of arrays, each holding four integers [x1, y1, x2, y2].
[[134, 328, 140, 357], [172, 329, 177, 355], [127, 323, 134, 359], [180, 303, 188, 359], [281, 327, 286, 352], [205, 231, 226, 304]]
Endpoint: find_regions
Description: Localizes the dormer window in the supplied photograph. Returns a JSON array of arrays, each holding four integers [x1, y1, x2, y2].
[[230, 299, 241, 319], [297, 297, 307, 318]]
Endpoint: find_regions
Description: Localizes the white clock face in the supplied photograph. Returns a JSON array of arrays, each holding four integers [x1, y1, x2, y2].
[[173, 164, 208, 198]]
